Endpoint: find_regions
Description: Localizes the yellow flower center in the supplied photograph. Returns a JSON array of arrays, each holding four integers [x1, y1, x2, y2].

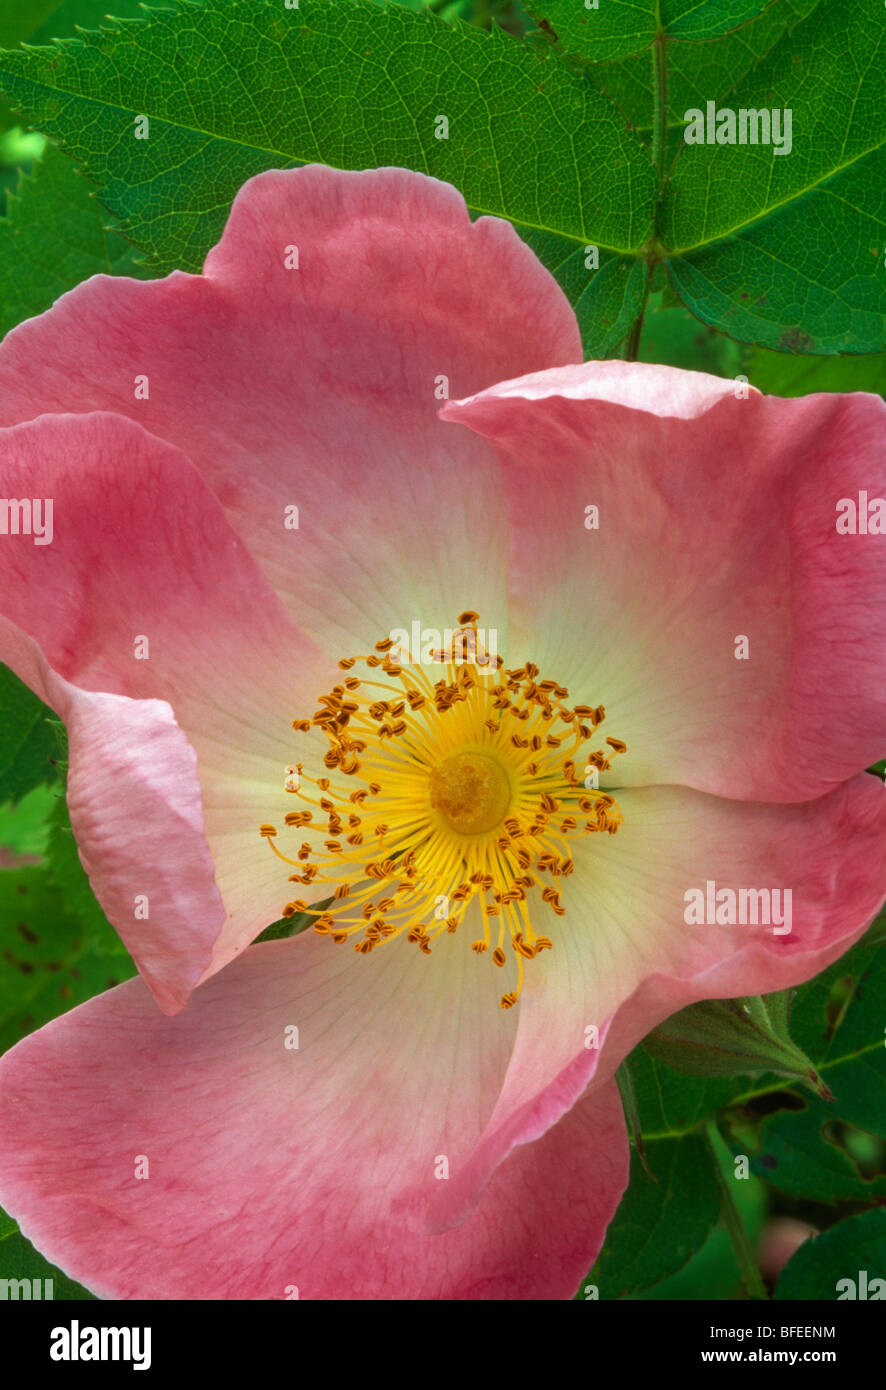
[[259, 613, 626, 1010], [429, 752, 513, 836]]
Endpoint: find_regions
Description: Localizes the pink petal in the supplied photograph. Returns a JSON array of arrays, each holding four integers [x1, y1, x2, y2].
[[0, 165, 581, 653], [432, 773, 886, 1227], [0, 412, 334, 1010], [442, 362, 886, 801], [0, 931, 628, 1300]]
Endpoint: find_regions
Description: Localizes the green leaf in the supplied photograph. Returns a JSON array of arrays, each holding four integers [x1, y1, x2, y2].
[[0, 0, 655, 354], [0, 0, 59, 48], [0, 0, 63, 138], [254, 905, 324, 944], [0, 861, 135, 1056], [30, 0, 184, 44], [0, 783, 55, 856], [627, 1042, 743, 1140], [517, 227, 649, 355], [639, 295, 742, 375], [0, 664, 58, 805], [635, 1164, 766, 1301], [775, 1208, 886, 1300], [722, 938, 886, 1203], [526, 0, 776, 61], [0, 1205, 96, 1298], [43, 792, 130, 955], [643, 994, 829, 1096], [662, 0, 886, 353], [0, 141, 152, 339], [586, 1132, 720, 1298], [663, 0, 778, 41], [531, 0, 885, 354], [585, 0, 820, 138], [787, 934, 886, 1137], [747, 347, 886, 398]]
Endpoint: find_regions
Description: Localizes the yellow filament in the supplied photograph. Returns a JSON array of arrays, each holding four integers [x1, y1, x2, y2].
[[260, 614, 625, 1011]]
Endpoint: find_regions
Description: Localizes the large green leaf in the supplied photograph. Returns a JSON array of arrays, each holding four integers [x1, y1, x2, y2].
[[1, 0, 879, 355], [775, 1209, 886, 1301], [516, 227, 649, 356], [0, 0, 655, 360], [530, 0, 885, 352], [635, 1163, 766, 1301], [576, 1049, 745, 1298], [662, 0, 886, 352], [585, 1133, 721, 1298]]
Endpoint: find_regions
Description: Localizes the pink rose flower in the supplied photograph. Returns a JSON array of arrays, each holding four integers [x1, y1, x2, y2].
[[0, 167, 883, 1299]]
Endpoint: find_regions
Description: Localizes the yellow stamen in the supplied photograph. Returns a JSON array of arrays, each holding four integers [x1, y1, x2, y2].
[[260, 613, 625, 1010]]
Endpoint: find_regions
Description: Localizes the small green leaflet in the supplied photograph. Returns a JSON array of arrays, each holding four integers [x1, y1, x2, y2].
[[721, 936, 886, 1204], [0, 663, 57, 804], [0, 142, 153, 337]]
